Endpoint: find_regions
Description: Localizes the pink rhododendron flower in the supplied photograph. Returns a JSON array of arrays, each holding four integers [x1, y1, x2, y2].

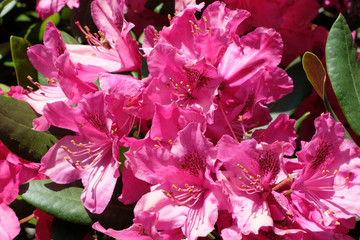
[[34, 209, 54, 240], [40, 92, 121, 213], [126, 123, 224, 240], [27, 21, 98, 103], [216, 135, 291, 235], [36, 0, 79, 19], [0, 203, 20, 240], [80, 0, 141, 72], [0, 141, 46, 205], [286, 113, 360, 232], [146, 45, 222, 121]]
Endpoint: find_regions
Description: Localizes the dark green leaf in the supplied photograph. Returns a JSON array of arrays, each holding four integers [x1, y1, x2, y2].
[[10, 36, 38, 87], [326, 14, 360, 136], [21, 179, 93, 225], [0, 95, 58, 162], [21, 179, 135, 228]]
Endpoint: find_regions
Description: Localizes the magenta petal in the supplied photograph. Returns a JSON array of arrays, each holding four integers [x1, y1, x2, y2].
[[40, 136, 86, 184], [218, 27, 283, 82], [118, 161, 149, 205], [81, 151, 120, 213], [0, 204, 20, 240]]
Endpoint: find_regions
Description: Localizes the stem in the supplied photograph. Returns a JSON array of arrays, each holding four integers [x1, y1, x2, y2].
[[19, 214, 35, 224]]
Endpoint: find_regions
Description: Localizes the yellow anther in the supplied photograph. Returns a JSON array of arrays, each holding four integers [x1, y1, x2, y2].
[[154, 144, 160, 148], [237, 164, 244, 169], [168, 140, 173, 145], [67, 149, 73, 155], [87, 149, 92, 155], [61, 145, 68, 149], [155, 137, 161, 142], [333, 169, 338, 175], [71, 140, 76, 145], [79, 143, 85, 148], [64, 156, 71, 160]]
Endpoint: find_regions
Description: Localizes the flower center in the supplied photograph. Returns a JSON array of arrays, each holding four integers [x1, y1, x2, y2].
[[180, 151, 206, 177], [83, 112, 107, 133], [311, 140, 333, 170]]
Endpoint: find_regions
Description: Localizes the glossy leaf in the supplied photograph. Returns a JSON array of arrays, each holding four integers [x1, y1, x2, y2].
[[0, 95, 58, 162], [302, 51, 326, 100], [21, 179, 93, 225], [326, 14, 360, 136], [21, 179, 135, 229], [10, 36, 38, 88]]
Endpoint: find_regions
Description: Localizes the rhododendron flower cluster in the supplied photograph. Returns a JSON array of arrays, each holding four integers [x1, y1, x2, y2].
[[1, 0, 360, 239]]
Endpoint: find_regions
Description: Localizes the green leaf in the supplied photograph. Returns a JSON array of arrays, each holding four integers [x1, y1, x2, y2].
[[60, 30, 79, 44], [0, 95, 58, 162], [21, 179, 135, 229], [326, 14, 360, 136], [39, 15, 60, 41], [302, 51, 326, 100], [0, 0, 17, 18], [0, 83, 10, 94], [21, 179, 93, 225], [10, 36, 38, 87], [295, 112, 311, 134]]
